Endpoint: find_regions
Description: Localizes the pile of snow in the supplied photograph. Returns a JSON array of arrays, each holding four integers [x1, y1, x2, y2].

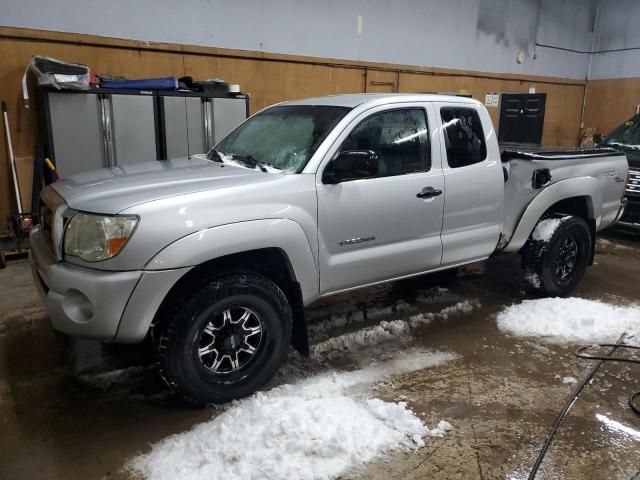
[[311, 300, 479, 358], [130, 350, 455, 480], [497, 297, 640, 344], [532, 216, 570, 242], [307, 287, 452, 338], [311, 319, 411, 357], [429, 420, 454, 437]]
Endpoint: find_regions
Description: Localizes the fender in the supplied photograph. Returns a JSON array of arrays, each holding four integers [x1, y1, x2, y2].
[[502, 177, 600, 253], [145, 218, 319, 305]]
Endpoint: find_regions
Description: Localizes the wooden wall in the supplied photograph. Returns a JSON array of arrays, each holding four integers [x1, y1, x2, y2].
[[0, 27, 588, 231], [583, 78, 640, 135]]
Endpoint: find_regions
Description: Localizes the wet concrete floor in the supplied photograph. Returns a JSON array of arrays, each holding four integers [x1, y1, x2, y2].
[[1, 231, 639, 479]]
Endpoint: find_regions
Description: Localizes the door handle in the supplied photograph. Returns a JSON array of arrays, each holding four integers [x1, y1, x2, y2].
[[416, 187, 442, 198]]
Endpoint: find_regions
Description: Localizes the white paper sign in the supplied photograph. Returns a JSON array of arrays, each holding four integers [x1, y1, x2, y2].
[[529, 87, 536, 94], [484, 93, 493, 106]]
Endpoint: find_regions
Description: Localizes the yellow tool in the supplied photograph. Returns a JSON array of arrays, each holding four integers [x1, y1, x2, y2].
[[44, 157, 59, 179]]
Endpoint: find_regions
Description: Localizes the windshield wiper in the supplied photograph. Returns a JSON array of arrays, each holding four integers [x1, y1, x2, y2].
[[607, 142, 640, 151], [206, 149, 224, 162], [231, 154, 269, 172]]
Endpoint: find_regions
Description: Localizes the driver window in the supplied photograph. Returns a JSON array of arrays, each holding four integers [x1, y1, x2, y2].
[[339, 109, 430, 177]]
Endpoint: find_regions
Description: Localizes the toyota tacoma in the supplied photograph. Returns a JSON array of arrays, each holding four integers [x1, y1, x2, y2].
[[30, 94, 629, 405]]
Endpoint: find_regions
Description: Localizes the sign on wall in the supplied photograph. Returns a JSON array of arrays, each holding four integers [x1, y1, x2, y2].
[[485, 93, 500, 108]]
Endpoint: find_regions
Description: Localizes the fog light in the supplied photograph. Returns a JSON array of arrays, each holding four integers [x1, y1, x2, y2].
[[61, 289, 94, 324]]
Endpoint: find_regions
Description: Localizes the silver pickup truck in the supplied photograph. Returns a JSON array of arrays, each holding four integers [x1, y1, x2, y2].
[[30, 94, 628, 405]]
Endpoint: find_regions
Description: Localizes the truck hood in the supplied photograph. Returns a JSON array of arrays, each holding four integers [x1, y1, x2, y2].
[[51, 156, 282, 213]]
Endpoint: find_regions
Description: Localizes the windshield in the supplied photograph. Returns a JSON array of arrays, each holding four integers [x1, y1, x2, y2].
[[604, 115, 640, 150], [212, 105, 351, 172]]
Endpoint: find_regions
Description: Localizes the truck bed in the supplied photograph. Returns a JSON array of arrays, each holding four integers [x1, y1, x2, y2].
[[499, 145, 628, 244]]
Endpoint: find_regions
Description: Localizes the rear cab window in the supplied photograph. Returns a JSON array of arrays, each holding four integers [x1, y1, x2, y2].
[[440, 107, 487, 168]]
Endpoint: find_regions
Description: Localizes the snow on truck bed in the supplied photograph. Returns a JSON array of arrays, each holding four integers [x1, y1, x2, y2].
[[497, 297, 640, 344], [129, 350, 455, 480]]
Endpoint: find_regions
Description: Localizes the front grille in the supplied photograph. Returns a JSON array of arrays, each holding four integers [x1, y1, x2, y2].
[[620, 199, 640, 225], [627, 169, 640, 197]]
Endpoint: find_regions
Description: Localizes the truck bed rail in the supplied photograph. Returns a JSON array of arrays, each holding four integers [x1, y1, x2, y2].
[[500, 147, 625, 162]]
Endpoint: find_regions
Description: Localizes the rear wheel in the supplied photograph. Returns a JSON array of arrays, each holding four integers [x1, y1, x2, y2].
[[522, 214, 591, 296], [153, 269, 292, 406]]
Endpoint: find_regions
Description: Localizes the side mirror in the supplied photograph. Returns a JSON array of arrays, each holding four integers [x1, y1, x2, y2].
[[322, 150, 379, 184]]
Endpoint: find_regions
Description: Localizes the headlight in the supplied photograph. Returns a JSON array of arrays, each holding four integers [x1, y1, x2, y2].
[[64, 213, 138, 262]]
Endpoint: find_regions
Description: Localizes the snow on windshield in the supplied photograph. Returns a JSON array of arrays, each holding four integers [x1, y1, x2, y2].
[[214, 105, 350, 173], [219, 153, 284, 173]]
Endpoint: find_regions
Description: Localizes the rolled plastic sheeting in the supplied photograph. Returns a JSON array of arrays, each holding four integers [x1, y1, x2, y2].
[[100, 77, 178, 90], [29, 55, 90, 90]]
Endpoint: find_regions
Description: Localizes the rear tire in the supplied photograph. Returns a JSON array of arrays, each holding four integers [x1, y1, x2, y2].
[[522, 214, 591, 297], [153, 269, 292, 406]]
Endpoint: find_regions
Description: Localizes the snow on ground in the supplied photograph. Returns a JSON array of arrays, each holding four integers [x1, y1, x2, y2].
[[311, 300, 480, 358], [129, 349, 455, 480], [311, 319, 411, 357], [497, 297, 640, 344], [306, 286, 451, 341]]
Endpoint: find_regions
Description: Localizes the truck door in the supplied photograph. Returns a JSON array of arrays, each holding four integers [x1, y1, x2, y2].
[[316, 103, 445, 294], [435, 103, 504, 266]]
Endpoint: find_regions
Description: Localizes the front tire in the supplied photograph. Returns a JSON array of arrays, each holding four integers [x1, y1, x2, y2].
[[153, 269, 292, 406], [522, 214, 591, 296]]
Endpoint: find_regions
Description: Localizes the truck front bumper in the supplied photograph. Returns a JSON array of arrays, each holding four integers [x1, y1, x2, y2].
[[29, 225, 190, 343]]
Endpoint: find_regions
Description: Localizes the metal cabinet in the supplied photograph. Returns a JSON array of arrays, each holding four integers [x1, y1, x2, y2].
[[47, 92, 104, 178], [109, 93, 158, 166], [42, 88, 249, 177], [159, 92, 249, 159], [161, 96, 191, 160], [213, 98, 247, 144]]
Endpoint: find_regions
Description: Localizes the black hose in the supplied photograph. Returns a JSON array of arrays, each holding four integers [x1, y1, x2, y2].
[[528, 335, 625, 480], [575, 344, 640, 365], [630, 391, 640, 416], [577, 343, 640, 415]]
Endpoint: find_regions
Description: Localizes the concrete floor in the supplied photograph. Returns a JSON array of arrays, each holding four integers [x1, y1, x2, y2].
[[1, 231, 639, 480]]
